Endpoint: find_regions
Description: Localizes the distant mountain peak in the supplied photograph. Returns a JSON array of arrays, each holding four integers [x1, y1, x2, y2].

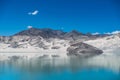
[[14, 28, 65, 38], [70, 30, 83, 35]]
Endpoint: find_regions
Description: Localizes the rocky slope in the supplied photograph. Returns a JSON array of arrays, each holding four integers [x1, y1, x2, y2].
[[67, 42, 103, 57]]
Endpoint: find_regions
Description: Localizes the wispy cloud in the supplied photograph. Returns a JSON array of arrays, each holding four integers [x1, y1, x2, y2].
[[92, 32, 100, 35], [104, 30, 120, 35], [92, 31, 120, 35], [28, 10, 39, 15], [27, 26, 33, 29]]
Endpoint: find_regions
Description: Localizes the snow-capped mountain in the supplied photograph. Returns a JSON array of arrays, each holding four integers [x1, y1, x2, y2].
[[1, 27, 119, 58], [0, 28, 103, 49]]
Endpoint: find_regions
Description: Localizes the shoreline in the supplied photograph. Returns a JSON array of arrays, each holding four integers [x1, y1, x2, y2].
[[0, 48, 68, 61]]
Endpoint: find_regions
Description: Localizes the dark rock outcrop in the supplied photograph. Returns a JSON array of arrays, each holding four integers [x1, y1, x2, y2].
[[67, 42, 103, 57]]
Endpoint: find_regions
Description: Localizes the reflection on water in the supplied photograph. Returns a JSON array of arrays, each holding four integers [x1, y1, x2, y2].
[[0, 54, 120, 80]]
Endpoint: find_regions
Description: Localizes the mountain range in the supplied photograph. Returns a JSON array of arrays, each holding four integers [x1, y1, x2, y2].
[[0, 28, 120, 58]]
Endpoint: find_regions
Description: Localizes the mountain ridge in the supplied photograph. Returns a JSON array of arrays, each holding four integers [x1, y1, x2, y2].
[[0, 27, 119, 58], [13, 27, 109, 41]]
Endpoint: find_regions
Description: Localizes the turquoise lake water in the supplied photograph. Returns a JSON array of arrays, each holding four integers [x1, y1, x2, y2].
[[0, 55, 120, 80]]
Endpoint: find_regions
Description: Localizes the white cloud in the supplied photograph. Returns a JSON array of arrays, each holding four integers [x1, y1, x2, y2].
[[111, 31, 120, 34], [27, 26, 33, 29], [92, 32, 100, 35], [28, 10, 39, 15], [104, 30, 120, 35]]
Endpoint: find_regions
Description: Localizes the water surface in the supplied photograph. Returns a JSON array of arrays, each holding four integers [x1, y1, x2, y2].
[[0, 54, 120, 80]]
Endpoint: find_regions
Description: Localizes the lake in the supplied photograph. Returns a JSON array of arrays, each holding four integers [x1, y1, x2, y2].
[[0, 54, 120, 80]]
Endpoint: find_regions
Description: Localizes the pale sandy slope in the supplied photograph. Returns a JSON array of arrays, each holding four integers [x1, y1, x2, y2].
[[85, 35, 120, 55]]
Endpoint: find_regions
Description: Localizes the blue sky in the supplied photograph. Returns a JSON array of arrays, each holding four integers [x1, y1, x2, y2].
[[0, 0, 120, 36]]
